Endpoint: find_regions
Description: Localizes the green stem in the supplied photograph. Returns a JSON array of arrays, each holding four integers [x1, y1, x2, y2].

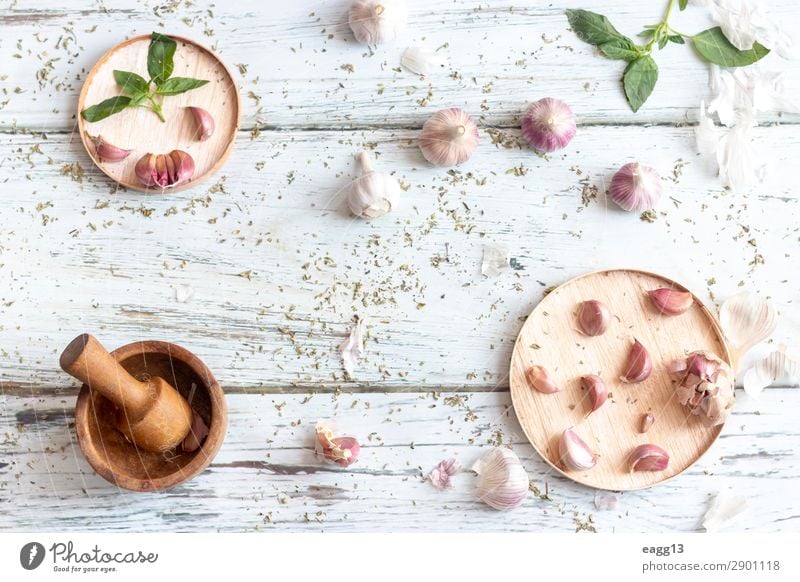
[[147, 95, 166, 122], [644, 0, 677, 52]]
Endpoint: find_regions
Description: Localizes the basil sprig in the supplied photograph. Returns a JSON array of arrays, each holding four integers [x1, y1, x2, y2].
[[82, 32, 209, 123], [566, 1, 769, 113]]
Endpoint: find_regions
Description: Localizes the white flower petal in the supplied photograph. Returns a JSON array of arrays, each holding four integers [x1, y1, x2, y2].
[[339, 318, 366, 376]]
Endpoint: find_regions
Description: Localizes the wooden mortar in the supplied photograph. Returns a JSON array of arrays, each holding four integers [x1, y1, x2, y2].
[[62, 335, 227, 492]]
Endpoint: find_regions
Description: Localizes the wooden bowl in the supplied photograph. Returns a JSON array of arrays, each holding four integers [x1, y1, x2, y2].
[[75, 341, 227, 492], [509, 269, 732, 491], [77, 34, 239, 192]]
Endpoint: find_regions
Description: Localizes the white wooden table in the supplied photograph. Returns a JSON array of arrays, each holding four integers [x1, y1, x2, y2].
[[1, 0, 798, 532]]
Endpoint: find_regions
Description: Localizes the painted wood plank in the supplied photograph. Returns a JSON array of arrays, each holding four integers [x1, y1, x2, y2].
[[1, 0, 799, 130], [0, 126, 797, 391], [1, 389, 797, 532]]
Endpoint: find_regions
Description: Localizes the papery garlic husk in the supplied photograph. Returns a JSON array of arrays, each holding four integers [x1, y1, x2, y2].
[[348, 0, 407, 45], [577, 299, 610, 336], [520, 97, 576, 152], [628, 444, 669, 472], [418, 108, 480, 167], [339, 317, 366, 376], [88, 134, 132, 163], [581, 374, 607, 413], [743, 344, 800, 399], [668, 350, 735, 426], [346, 151, 401, 219], [134, 150, 195, 188], [526, 365, 559, 394], [719, 291, 778, 372], [472, 447, 529, 511], [647, 288, 693, 315], [427, 458, 462, 490], [182, 410, 209, 453], [620, 339, 653, 383], [609, 162, 662, 212], [559, 428, 598, 471], [315, 421, 360, 467], [401, 46, 447, 75], [701, 490, 748, 532], [639, 412, 654, 433], [187, 106, 215, 141]]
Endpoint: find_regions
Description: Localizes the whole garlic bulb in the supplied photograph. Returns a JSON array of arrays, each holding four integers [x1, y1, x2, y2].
[[472, 447, 529, 511], [346, 151, 401, 219], [348, 0, 407, 45], [520, 97, 576, 152], [609, 162, 662, 212], [418, 108, 480, 166]]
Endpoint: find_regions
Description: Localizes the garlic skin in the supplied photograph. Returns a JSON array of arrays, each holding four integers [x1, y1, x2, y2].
[[526, 365, 559, 394], [669, 351, 735, 426], [743, 344, 800, 399], [609, 162, 662, 212], [187, 106, 215, 141], [401, 46, 446, 75], [315, 421, 360, 467], [647, 288, 694, 315], [348, 0, 407, 45], [346, 151, 401, 219], [134, 150, 195, 188], [427, 458, 462, 490], [520, 97, 576, 152], [620, 339, 653, 383], [339, 317, 366, 377], [577, 299, 610, 336], [719, 291, 778, 372], [88, 134, 132, 163], [472, 447, 529, 511], [418, 108, 479, 167], [581, 374, 607, 413], [559, 428, 598, 471], [628, 444, 669, 472]]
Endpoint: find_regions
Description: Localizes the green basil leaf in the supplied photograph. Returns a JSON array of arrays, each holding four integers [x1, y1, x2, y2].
[[129, 93, 149, 106], [679, 0, 689, 10], [658, 35, 669, 50], [623, 56, 658, 113], [692, 27, 769, 67], [148, 32, 177, 85], [565, 9, 631, 47], [113, 70, 149, 95], [81, 96, 132, 122], [154, 77, 209, 96], [599, 40, 640, 61], [668, 35, 685, 45]]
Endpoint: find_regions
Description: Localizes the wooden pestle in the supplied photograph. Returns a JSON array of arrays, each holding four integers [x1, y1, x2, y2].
[[60, 334, 193, 453]]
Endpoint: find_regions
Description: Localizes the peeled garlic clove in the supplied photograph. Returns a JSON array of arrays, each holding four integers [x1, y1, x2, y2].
[[182, 410, 209, 453], [577, 299, 610, 336], [520, 97, 576, 152], [187, 106, 215, 141], [526, 365, 559, 394], [315, 421, 360, 467], [628, 444, 669, 472], [559, 428, 598, 471], [669, 350, 735, 426], [345, 151, 400, 219], [620, 339, 653, 383], [401, 46, 446, 75], [743, 345, 800, 399], [348, 0, 407, 45], [609, 162, 662, 212], [581, 374, 607, 413], [88, 134, 132, 163], [719, 291, 778, 372], [639, 412, 655, 433], [418, 108, 479, 167], [472, 447, 529, 511], [647, 288, 693, 315]]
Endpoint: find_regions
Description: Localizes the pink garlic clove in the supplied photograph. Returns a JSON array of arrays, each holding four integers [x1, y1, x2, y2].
[[559, 428, 598, 471], [628, 444, 669, 472], [315, 422, 360, 467], [134, 151, 195, 188], [639, 412, 655, 433], [526, 365, 559, 394], [520, 97, 576, 152], [182, 410, 209, 453], [581, 374, 607, 413], [577, 299, 610, 336], [187, 106, 215, 141], [609, 162, 662, 213], [168, 150, 195, 186], [620, 338, 653, 383], [89, 134, 132, 163], [647, 288, 694, 315]]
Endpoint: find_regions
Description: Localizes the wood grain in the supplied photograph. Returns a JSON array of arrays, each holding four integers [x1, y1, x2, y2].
[[77, 34, 239, 192], [510, 269, 731, 491]]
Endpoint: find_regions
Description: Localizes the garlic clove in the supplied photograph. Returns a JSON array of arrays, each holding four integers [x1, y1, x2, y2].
[[315, 421, 360, 467], [181, 410, 209, 453], [134, 153, 161, 187], [670, 350, 735, 426], [577, 299, 610, 336], [348, 0, 407, 45], [134, 150, 195, 189], [472, 447, 529, 511], [581, 374, 607, 413], [620, 338, 653, 383], [526, 365, 559, 394], [639, 412, 655, 433], [719, 291, 778, 372], [559, 428, 598, 472], [88, 134, 132, 163], [628, 444, 669, 472], [427, 458, 462, 490], [401, 46, 447, 76], [346, 151, 401, 219], [169, 150, 195, 186], [647, 288, 694, 315], [187, 106, 215, 141], [743, 344, 800, 399], [418, 108, 480, 167], [520, 97, 576, 152], [609, 162, 662, 212]]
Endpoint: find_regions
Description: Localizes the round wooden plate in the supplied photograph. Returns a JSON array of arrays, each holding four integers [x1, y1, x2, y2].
[[77, 34, 239, 193], [509, 269, 732, 491]]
